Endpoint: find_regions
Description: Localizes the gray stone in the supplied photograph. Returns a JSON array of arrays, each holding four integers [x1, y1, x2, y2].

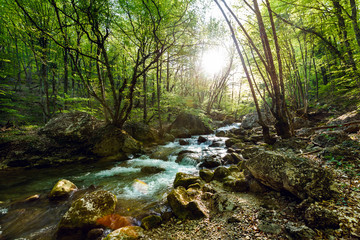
[[285, 222, 316, 240], [258, 220, 282, 234], [246, 150, 337, 200]]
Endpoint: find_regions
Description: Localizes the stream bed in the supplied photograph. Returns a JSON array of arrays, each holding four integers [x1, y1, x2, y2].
[[0, 123, 240, 239]]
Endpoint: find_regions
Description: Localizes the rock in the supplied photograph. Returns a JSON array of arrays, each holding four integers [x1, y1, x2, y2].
[[162, 133, 175, 143], [209, 141, 222, 147], [123, 121, 159, 144], [241, 146, 264, 159], [258, 220, 282, 234], [141, 215, 162, 230], [327, 110, 360, 125], [225, 138, 237, 148], [179, 139, 189, 145], [285, 222, 316, 240], [311, 130, 350, 147], [215, 131, 226, 137], [213, 166, 230, 181], [168, 112, 213, 136], [228, 165, 240, 173], [57, 190, 117, 239], [176, 152, 200, 165], [103, 226, 144, 240], [200, 156, 222, 168], [92, 126, 141, 157], [214, 193, 236, 212], [150, 146, 180, 161], [241, 111, 275, 129], [245, 150, 337, 200], [167, 186, 208, 220], [304, 204, 340, 229], [223, 177, 248, 192], [140, 166, 165, 174], [248, 177, 268, 193], [173, 172, 202, 189], [223, 153, 244, 165], [40, 111, 99, 144], [199, 169, 214, 183], [49, 179, 77, 199], [87, 228, 104, 240], [169, 128, 191, 138], [96, 214, 132, 230], [197, 136, 207, 143]]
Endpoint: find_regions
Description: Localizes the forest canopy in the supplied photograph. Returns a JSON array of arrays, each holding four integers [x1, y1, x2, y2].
[[1, 0, 360, 129]]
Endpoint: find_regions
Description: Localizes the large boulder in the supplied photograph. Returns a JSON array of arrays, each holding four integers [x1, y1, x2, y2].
[[49, 179, 77, 200], [57, 190, 117, 239], [167, 186, 208, 220], [40, 111, 100, 144], [241, 111, 275, 129], [123, 121, 159, 144], [168, 112, 212, 137], [92, 126, 141, 158], [245, 151, 337, 200]]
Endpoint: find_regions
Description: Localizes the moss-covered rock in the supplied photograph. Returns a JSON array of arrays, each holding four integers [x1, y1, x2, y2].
[[304, 204, 340, 229], [57, 190, 117, 239], [141, 215, 162, 230], [199, 169, 214, 183], [123, 121, 159, 144], [103, 226, 144, 240], [49, 179, 77, 200], [92, 127, 141, 157], [173, 172, 202, 188], [223, 153, 244, 165], [246, 151, 338, 200], [168, 112, 213, 137], [213, 166, 230, 182], [39, 111, 100, 144], [167, 186, 208, 220]]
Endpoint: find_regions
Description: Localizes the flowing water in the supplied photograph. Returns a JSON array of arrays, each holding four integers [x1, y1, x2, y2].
[[0, 123, 240, 240]]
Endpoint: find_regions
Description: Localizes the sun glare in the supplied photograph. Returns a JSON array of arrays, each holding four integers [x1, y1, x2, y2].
[[201, 48, 228, 76]]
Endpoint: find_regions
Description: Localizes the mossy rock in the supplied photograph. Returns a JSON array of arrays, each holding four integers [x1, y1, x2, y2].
[[173, 172, 202, 188], [49, 179, 77, 200], [58, 190, 117, 233], [199, 169, 214, 183], [213, 166, 230, 182], [167, 186, 208, 220], [141, 215, 162, 230], [92, 127, 141, 157], [103, 226, 144, 240]]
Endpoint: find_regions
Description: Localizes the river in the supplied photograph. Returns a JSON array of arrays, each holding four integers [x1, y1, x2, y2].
[[0, 123, 240, 239]]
